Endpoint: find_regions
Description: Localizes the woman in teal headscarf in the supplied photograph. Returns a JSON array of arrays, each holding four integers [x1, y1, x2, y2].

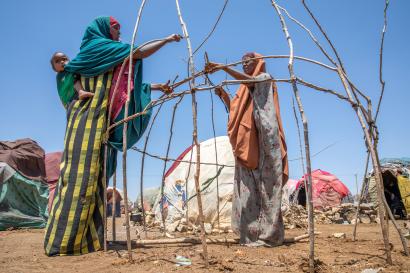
[[45, 16, 181, 256]]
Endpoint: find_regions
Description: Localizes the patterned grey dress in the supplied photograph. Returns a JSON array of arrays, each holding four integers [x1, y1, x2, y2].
[[231, 73, 284, 246]]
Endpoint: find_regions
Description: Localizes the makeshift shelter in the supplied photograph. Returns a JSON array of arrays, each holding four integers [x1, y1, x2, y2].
[[44, 152, 62, 212], [293, 169, 350, 209], [153, 136, 235, 230], [366, 158, 410, 218], [0, 139, 49, 230], [136, 186, 160, 212], [281, 179, 299, 211]]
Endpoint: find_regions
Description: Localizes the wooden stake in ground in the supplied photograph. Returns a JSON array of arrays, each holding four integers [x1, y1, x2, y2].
[[175, 0, 209, 267], [102, 145, 108, 252], [159, 95, 185, 233], [133, 233, 319, 246], [352, 153, 370, 241], [121, 0, 148, 261], [271, 2, 315, 272], [140, 104, 165, 237], [112, 170, 117, 242], [337, 69, 392, 264]]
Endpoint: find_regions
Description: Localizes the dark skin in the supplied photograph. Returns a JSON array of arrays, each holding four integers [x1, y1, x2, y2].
[[51, 52, 94, 100], [205, 56, 259, 110], [109, 23, 181, 94]]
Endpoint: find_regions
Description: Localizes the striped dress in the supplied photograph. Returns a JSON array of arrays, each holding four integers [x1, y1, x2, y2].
[[44, 72, 112, 256]]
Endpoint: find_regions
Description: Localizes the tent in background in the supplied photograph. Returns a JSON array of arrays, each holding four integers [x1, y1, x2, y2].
[[45, 152, 62, 213], [281, 179, 299, 211], [366, 158, 410, 218], [294, 169, 350, 209], [153, 136, 235, 230], [0, 139, 49, 230]]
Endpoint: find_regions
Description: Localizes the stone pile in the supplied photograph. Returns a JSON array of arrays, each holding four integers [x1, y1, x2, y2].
[[283, 203, 378, 229]]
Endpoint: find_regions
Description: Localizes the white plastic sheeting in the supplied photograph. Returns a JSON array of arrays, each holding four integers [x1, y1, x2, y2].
[[153, 136, 235, 229]]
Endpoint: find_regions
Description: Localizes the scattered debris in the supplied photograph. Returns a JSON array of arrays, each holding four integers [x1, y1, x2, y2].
[[361, 268, 382, 273], [332, 233, 346, 239], [283, 203, 379, 229], [175, 255, 192, 266]]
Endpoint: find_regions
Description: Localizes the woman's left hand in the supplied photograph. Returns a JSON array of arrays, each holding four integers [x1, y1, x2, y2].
[[166, 34, 182, 43], [205, 62, 224, 74]]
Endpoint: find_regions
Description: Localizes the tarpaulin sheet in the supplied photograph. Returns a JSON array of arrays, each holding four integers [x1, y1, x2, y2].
[[0, 139, 45, 181], [0, 165, 49, 230]]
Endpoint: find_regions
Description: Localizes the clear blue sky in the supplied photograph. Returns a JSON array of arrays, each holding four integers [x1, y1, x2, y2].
[[0, 0, 408, 200]]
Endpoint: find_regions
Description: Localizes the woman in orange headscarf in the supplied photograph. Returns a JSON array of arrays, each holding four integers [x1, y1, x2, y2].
[[206, 52, 288, 246]]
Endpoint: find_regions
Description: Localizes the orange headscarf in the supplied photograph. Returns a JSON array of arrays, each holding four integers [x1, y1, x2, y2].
[[227, 53, 288, 183]]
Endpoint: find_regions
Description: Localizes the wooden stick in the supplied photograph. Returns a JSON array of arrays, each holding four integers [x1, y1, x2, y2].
[[121, 0, 147, 261], [276, 4, 337, 66], [352, 152, 370, 241], [112, 170, 117, 241], [300, 0, 406, 261], [296, 77, 352, 103], [184, 137, 194, 226], [169, 54, 337, 91], [291, 97, 307, 208], [215, 54, 337, 72], [337, 68, 392, 264], [300, 0, 371, 116], [132, 233, 320, 246], [140, 104, 165, 237], [271, 2, 315, 272], [209, 90, 221, 230], [159, 95, 185, 233], [175, 0, 209, 266], [102, 144, 108, 252], [193, 0, 229, 55], [374, 0, 390, 127], [132, 146, 234, 167], [368, 1, 408, 256]]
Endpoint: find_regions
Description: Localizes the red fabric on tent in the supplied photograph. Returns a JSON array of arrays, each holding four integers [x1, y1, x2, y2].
[[297, 169, 350, 208], [45, 152, 62, 212], [164, 145, 194, 178]]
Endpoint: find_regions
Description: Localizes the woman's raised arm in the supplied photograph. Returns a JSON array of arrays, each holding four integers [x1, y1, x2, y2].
[[133, 34, 182, 59]]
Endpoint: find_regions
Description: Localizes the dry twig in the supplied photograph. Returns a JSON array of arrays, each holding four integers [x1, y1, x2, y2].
[[175, 0, 209, 266], [271, 2, 315, 272], [121, 0, 147, 260]]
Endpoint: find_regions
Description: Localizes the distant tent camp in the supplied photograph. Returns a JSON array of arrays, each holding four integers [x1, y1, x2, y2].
[[107, 187, 123, 217], [291, 169, 350, 209], [153, 136, 235, 229], [281, 179, 299, 211], [366, 158, 410, 219], [0, 139, 49, 230]]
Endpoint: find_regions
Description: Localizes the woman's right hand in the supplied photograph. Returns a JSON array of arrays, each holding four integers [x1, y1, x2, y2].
[[205, 62, 224, 74], [166, 34, 182, 43]]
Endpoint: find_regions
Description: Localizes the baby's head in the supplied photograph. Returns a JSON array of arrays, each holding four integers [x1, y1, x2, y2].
[[50, 52, 69, 72]]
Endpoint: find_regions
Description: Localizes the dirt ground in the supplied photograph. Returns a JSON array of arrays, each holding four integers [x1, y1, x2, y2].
[[1, 221, 409, 273]]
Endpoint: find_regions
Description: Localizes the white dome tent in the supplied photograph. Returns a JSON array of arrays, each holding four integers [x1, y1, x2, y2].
[[153, 136, 235, 230]]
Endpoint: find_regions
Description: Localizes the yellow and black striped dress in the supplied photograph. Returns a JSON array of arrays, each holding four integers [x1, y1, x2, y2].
[[44, 72, 112, 256]]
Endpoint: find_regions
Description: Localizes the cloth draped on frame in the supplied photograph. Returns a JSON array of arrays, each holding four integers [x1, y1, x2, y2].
[[227, 53, 288, 182], [45, 16, 151, 256]]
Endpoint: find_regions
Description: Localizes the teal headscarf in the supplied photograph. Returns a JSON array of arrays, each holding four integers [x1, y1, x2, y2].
[[56, 16, 152, 152], [64, 16, 131, 77]]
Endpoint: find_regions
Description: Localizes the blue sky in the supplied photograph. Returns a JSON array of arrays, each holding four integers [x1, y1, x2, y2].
[[0, 0, 408, 200]]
